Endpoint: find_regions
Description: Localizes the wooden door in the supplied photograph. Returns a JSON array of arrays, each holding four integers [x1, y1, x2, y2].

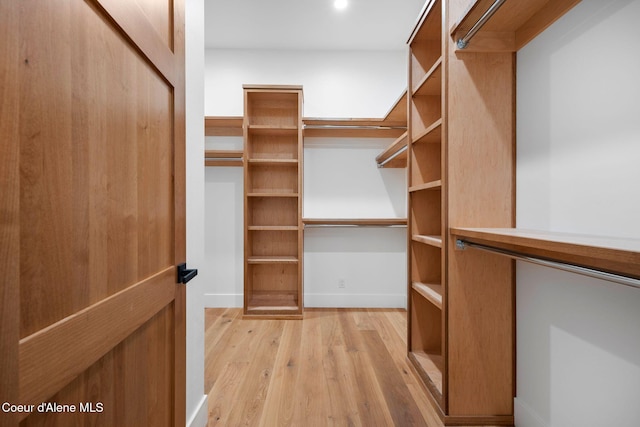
[[1, 0, 186, 425]]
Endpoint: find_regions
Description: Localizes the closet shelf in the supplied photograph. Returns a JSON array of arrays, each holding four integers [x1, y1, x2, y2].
[[204, 116, 243, 136], [248, 226, 299, 231], [376, 131, 408, 168], [451, 227, 640, 281], [247, 256, 299, 264], [303, 218, 407, 227], [412, 282, 442, 309], [409, 351, 443, 395], [413, 57, 442, 96], [412, 234, 443, 248], [413, 119, 442, 145], [450, 0, 582, 52], [247, 192, 299, 198], [204, 150, 244, 167], [247, 125, 298, 134], [247, 159, 298, 165], [409, 180, 442, 193]]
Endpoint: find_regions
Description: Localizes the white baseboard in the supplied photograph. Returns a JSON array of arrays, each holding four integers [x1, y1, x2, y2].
[[514, 398, 548, 427], [187, 394, 208, 427], [304, 293, 406, 309], [203, 293, 242, 308]]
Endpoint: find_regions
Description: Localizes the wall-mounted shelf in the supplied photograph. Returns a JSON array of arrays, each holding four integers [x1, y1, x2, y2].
[[204, 149, 243, 167], [450, 0, 582, 52], [375, 132, 408, 168], [205, 116, 243, 136], [452, 227, 640, 282], [303, 218, 407, 227]]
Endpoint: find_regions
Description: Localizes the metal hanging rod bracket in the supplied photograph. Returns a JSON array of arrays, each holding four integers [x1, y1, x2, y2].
[[456, 0, 507, 49], [455, 239, 640, 290]]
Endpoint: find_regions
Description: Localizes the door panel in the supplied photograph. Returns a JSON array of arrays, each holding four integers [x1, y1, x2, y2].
[[1, 0, 186, 424]]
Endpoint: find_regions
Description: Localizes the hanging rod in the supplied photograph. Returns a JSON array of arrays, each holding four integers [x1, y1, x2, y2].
[[456, 0, 507, 49], [455, 239, 640, 290], [378, 144, 408, 168]]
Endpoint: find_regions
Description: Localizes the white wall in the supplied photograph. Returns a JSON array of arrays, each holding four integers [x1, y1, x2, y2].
[[203, 48, 408, 308], [205, 48, 407, 117], [185, 0, 208, 425], [516, 1, 640, 426], [304, 138, 407, 307]]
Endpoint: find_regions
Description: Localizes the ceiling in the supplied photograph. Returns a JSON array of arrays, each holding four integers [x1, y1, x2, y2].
[[204, 0, 427, 51]]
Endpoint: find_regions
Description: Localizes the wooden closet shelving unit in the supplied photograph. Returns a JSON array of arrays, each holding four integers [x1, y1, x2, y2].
[[406, 0, 582, 425], [243, 85, 304, 318]]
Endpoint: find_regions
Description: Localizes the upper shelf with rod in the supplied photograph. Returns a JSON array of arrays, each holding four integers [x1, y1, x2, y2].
[[452, 227, 640, 289], [450, 0, 582, 52]]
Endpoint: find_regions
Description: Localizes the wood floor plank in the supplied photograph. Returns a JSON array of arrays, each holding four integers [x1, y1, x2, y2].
[[259, 319, 303, 426], [203, 308, 499, 427], [361, 330, 427, 426], [224, 320, 284, 426]]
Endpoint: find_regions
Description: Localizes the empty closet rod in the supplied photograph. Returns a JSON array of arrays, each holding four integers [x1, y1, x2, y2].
[[455, 239, 640, 290], [456, 0, 507, 49], [378, 144, 408, 168]]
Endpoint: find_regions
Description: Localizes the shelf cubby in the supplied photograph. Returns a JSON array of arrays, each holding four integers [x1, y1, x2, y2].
[[243, 86, 303, 318]]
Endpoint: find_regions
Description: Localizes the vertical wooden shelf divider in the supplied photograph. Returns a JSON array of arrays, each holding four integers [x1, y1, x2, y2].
[[243, 85, 304, 319], [406, 0, 527, 424]]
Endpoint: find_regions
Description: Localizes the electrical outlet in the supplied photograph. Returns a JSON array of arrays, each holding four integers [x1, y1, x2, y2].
[[338, 279, 345, 288]]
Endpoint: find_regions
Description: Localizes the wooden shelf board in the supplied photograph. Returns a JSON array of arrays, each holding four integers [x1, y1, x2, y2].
[[204, 116, 243, 136], [303, 218, 407, 226], [412, 282, 443, 309], [247, 256, 299, 264], [376, 131, 408, 168], [383, 89, 408, 123], [451, 227, 640, 279], [247, 158, 298, 165], [247, 192, 299, 198], [412, 235, 443, 248], [413, 57, 442, 96], [409, 180, 442, 193], [248, 226, 299, 231], [247, 125, 299, 135], [450, 0, 582, 52], [412, 118, 442, 145], [205, 159, 243, 167], [409, 351, 443, 395]]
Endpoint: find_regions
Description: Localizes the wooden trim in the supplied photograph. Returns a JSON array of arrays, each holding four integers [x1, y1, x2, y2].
[[93, 0, 177, 86], [303, 218, 407, 226], [0, 0, 20, 422], [304, 126, 404, 138], [451, 227, 640, 280], [172, 0, 187, 423], [19, 267, 176, 408]]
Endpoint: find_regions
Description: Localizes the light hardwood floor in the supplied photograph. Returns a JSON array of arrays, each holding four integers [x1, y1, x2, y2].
[[204, 308, 446, 426]]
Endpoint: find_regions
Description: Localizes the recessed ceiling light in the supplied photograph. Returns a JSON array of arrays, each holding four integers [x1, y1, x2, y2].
[[334, 0, 348, 10]]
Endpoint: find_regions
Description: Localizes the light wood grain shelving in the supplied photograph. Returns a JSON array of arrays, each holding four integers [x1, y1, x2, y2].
[[452, 227, 640, 280], [450, 0, 581, 52], [405, 0, 582, 424], [244, 85, 304, 318], [204, 149, 243, 167], [303, 218, 407, 227]]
